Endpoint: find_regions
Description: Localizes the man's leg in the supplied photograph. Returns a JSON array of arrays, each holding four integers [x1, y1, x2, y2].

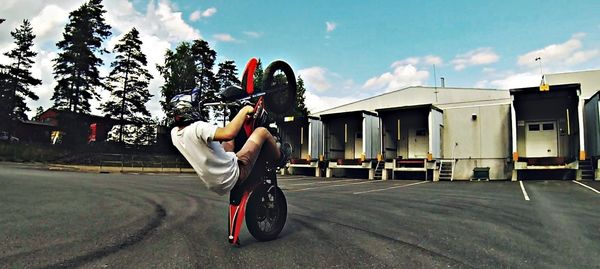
[[222, 140, 235, 152], [236, 127, 281, 183]]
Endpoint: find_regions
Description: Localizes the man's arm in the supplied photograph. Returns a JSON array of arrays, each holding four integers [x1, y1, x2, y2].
[[213, 105, 254, 141]]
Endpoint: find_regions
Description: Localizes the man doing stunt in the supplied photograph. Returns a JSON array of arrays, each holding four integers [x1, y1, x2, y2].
[[169, 90, 288, 195]]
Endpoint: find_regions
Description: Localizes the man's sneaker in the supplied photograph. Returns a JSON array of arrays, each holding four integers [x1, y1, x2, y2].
[[276, 142, 292, 167]]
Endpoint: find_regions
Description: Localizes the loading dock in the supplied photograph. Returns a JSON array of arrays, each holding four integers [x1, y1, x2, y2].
[[510, 83, 584, 180], [279, 117, 325, 176], [377, 105, 442, 180], [320, 111, 381, 179], [310, 86, 510, 180], [439, 102, 512, 180]]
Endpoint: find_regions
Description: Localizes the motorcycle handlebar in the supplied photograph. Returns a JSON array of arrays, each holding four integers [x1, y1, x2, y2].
[[202, 91, 267, 107]]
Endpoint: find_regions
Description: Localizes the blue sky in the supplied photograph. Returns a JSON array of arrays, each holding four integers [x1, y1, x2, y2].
[[1, 0, 599, 117]]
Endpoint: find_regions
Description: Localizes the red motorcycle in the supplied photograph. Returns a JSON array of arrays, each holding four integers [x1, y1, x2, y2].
[[206, 58, 296, 245]]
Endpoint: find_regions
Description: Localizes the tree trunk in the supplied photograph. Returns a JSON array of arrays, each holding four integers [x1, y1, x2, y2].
[[119, 52, 132, 143], [11, 58, 22, 117]]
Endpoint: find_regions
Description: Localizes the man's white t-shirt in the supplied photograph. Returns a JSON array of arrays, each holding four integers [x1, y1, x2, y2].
[[171, 121, 239, 195]]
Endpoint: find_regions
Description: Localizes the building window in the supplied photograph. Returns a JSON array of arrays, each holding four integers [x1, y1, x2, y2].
[[528, 124, 540, 131], [416, 129, 428, 136], [542, 123, 554, 131]]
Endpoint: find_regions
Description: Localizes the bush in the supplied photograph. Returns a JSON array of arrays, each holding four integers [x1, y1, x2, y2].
[[0, 143, 68, 162]]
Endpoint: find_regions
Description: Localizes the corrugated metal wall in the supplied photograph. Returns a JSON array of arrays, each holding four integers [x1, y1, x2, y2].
[[308, 118, 324, 160], [430, 109, 443, 159], [363, 113, 381, 159], [584, 94, 600, 157]]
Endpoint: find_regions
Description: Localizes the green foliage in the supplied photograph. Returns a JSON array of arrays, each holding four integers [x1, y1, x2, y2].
[[191, 39, 218, 119], [106, 119, 156, 146], [158, 39, 218, 121], [33, 106, 44, 120], [101, 27, 153, 143], [0, 143, 68, 162], [253, 59, 264, 93], [216, 60, 240, 123], [216, 60, 241, 89], [157, 42, 196, 115], [2, 19, 41, 120], [51, 0, 111, 113], [295, 76, 309, 118]]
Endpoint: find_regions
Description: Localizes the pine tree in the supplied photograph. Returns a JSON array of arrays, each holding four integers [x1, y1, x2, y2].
[[34, 106, 44, 120], [191, 39, 217, 120], [253, 59, 263, 92], [216, 60, 240, 125], [0, 66, 12, 123], [157, 42, 197, 115], [294, 75, 309, 119], [133, 118, 157, 145], [216, 60, 241, 89], [101, 27, 153, 143], [51, 0, 111, 113], [3, 19, 41, 120]]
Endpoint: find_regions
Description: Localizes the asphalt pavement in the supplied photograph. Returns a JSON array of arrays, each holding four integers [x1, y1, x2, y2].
[[1, 162, 599, 268]]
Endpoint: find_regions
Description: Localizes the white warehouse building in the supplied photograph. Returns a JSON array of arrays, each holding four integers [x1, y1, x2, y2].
[[283, 69, 600, 181]]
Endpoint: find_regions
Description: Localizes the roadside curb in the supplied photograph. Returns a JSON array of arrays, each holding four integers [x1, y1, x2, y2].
[[47, 164, 195, 174]]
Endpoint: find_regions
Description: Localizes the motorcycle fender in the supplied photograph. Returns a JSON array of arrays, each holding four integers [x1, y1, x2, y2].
[[228, 190, 252, 245]]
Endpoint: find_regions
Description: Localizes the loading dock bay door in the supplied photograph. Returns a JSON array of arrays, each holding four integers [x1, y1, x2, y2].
[[525, 122, 558, 157], [409, 129, 428, 158]]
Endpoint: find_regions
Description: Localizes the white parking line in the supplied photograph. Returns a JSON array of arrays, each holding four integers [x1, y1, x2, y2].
[[572, 180, 600, 194], [289, 180, 378, 192], [289, 178, 358, 186], [353, 181, 428, 195], [519, 181, 530, 201], [278, 176, 312, 182]]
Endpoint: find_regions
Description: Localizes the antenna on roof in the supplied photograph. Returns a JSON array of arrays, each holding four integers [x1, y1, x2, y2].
[[433, 64, 438, 103], [535, 57, 547, 87]]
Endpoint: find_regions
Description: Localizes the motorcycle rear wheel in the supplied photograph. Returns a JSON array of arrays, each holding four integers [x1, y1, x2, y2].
[[262, 60, 296, 116]]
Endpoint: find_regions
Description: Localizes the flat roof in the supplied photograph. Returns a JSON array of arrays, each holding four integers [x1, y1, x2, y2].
[[375, 103, 442, 113], [312, 86, 507, 116], [318, 110, 377, 119]]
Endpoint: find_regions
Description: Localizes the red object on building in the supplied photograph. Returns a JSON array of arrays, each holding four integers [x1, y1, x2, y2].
[[88, 123, 97, 143]]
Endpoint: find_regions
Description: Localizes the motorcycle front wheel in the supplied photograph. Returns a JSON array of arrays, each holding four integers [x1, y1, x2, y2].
[[245, 184, 287, 241]]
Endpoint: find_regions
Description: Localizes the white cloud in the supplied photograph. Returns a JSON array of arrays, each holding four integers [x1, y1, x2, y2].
[[189, 10, 202, 22], [482, 67, 496, 74], [391, 57, 420, 67], [243, 31, 262, 38], [304, 90, 359, 114], [475, 71, 540, 89], [451, 47, 499, 71], [213, 33, 236, 42], [201, 7, 217, 17], [424, 55, 443, 65], [391, 55, 443, 68], [325, 21, 337, 33], [517, 33, 599, 68], [363, 57, 432, 92], [299, 67, 332, 92], [30, 5, 70, 46], [0, 0, 82, 48], [189, 7, 217, 22]]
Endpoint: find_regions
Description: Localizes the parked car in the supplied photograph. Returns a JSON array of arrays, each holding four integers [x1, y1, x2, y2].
[[0, 131, 19, 143]]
